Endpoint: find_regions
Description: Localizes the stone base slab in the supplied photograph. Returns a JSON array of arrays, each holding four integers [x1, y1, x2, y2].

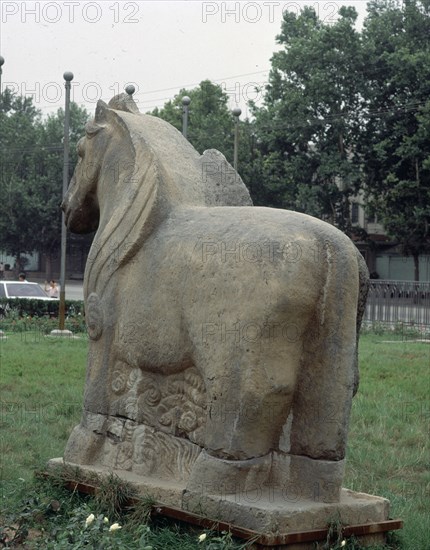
[[48, 458, 393, 548], [49, 329, 74, 337]]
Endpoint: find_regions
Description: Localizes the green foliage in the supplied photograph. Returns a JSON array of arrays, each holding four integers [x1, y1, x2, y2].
[[359, 0, 430, 278], [346, 335, 430, 550], [0, 472, 247, 548], [248, 0, 430, 260], [361, 320, 430, 339], [148, 1, 430, 272], [1, 1, 429, 281], [95, 474, 137, 522], [0, 89, 90, 274], [0, 90, 44, 262], [150, 80, 263, 204], [0, 333, 428, 548], [35, 506, 127, 549], [151, 80, 236, 160], [251, 5, 365, 231], [0, 299, 86, 336]]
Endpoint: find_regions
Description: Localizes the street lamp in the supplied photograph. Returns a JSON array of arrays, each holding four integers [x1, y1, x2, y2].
[[125, 84, 135, 96], [0, 56, 4, 107], [58, 71, 74, 334], [182, 96, 191, 139], [232, 107, 241, 171]]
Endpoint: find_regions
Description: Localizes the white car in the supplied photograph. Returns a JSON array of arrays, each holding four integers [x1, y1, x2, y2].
[[0, 281, 52, 300]]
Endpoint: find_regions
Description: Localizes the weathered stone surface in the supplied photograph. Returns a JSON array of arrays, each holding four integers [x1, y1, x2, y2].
[[182, 486, 390, 535], [48, 457, 390, 547], [58, 93, 379, 535], [200, 148, 253, 206]]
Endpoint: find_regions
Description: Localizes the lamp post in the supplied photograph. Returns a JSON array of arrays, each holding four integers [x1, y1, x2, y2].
[[0, 56, 4, 107], [232, 107, 241, 172], [58, 71, 73, 333], [182, 96, 191, 139], [125, 84, 135, 96]]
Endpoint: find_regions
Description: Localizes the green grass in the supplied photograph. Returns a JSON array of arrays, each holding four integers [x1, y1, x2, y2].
[[345, 333, 430, 550], [0, 330, 428, 548], [0, 332, 87, 486]]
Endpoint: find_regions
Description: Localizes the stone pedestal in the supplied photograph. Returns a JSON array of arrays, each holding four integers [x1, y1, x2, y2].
[[48, 458, 391, 548], [49, 329, 74, 337]]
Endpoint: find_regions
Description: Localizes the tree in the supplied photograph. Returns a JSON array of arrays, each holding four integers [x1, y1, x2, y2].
[[151, 80, 266, 204], [251, 6, 366, 233], [359, 0, 430, 280], [0, 90, 90, 277], [248, 1, 429, 279], [151, 80, 238, 161], [34, 103, 90, 277], [0, 89, 43, 271]]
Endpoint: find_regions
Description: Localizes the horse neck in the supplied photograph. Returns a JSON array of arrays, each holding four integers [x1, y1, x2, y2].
[[84, 117, 207, 298], [128, 114, 207, 207], [84, 140, 161, 297]]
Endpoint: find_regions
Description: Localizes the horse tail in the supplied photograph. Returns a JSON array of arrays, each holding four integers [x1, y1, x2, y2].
[[353, 249, 370, 395]]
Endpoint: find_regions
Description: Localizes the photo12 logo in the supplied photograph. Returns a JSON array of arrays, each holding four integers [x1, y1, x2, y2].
[[195, 237, 303, 265], [220, 81, 264, 104], [1, 2, 140, 24], [1, 80, 139, 106], [202, 2, 340, 24], [202, 321, 302, 344]]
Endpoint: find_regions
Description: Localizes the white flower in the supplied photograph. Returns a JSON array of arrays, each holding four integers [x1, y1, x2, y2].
[[341, 541, 347, 548], [104, 517, 109, 524], [109, 522, 122, 532], [198, 533, 207, 542], [85, 513, 95, 526]]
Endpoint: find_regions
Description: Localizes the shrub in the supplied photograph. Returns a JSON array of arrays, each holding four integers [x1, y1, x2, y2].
[[0, 299, 87, 334], [0, 298, 84, 318]]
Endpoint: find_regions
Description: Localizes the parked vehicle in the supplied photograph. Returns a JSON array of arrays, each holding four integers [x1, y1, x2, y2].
[[0, 281, 52, 300]]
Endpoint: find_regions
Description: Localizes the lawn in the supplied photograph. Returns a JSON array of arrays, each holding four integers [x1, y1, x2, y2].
[[0, 329, 428, 549], [344, 332, 429, 549]]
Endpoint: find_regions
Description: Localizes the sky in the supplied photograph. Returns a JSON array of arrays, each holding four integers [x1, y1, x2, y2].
[[1, 0, 368, 119]]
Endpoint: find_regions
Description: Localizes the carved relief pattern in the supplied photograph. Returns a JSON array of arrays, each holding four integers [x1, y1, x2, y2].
[[110, 365, 206, 446], [131, 426, 201, 482], [86, 293, 103, 340], [98, 364, 206, 479]]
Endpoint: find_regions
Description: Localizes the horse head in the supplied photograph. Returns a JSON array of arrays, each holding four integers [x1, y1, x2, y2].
[[62, 99, 136, 233], [62, 94, 252, 295]]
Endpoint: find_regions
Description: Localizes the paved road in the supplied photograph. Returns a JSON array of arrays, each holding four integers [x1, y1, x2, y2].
[[64, 282, 84, 301]]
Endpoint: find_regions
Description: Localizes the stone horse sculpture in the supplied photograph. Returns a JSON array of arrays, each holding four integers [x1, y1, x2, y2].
[[62, 93, 369, 516]]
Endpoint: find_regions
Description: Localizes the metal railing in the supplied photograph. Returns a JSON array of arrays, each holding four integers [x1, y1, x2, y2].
[[364, 280, 430, 326]]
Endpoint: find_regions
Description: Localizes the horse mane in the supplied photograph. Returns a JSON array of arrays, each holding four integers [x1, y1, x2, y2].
[[84, 94, 252, 296], [106, 93, 252, 208]]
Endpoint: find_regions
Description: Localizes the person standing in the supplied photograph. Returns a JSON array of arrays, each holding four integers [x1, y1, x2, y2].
[[45, 280, 59, 299]]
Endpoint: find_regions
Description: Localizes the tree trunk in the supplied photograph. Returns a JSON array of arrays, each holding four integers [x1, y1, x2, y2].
[[338, 131, 345, 157], [14, 254, 23, 277], [45, 253, 52, 282], [413, 253, 420, 282]]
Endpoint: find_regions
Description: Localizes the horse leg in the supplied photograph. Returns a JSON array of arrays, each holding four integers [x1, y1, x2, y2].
[[282, 254, 359, 503], [64, 318, 117, 466], [186, 340, 303, 497]]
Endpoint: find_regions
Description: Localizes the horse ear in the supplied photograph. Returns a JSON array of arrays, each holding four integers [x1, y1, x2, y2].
[[108, 93, 140, 114], [87, 100, 117, 136], [95, 100, 110, 123]]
